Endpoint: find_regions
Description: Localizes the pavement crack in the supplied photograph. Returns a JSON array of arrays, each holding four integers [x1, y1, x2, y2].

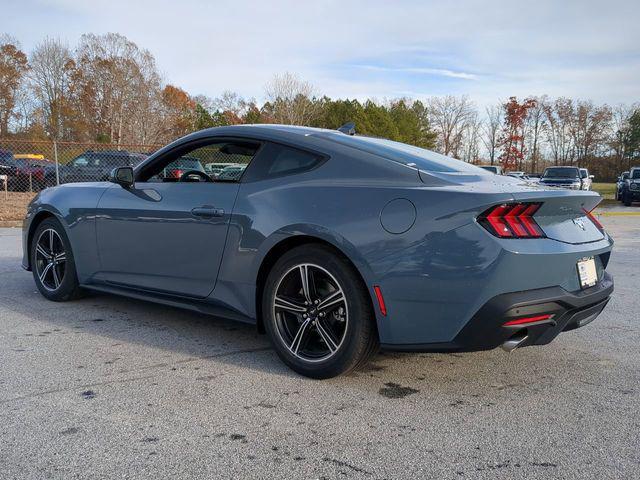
[[0, 374, 157, 405]]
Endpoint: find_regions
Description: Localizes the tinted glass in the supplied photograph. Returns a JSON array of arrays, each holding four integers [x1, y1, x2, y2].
[[542, 167, 580, 178], [632, 170, 640, 179], [322, 133, 482, 173], [267, 145, 320, 175]]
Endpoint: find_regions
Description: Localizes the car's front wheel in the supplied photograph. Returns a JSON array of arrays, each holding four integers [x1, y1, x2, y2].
[[263, 245, 378, 378], [31, 218, 83, 301]]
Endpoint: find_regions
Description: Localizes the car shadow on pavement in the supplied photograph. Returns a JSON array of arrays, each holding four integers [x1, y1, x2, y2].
[[1, 265, 621, 397]]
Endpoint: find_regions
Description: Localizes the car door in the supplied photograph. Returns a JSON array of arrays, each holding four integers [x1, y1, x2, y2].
[[94, 138, 259, 298]]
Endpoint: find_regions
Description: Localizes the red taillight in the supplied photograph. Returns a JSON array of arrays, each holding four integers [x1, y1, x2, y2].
[[169, 169, 183, 179], [373, 285, 387, 316], [503, 314, 554, 327], [478, 202, 545, 238], [583, 207, 604, 232]]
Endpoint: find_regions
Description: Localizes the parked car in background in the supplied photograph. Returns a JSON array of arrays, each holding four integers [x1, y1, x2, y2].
[[579, 168, 594, 190], [204, 162, 235, 179], [539, 166, 583, 190], [527, 173, 541, 183], [479, 165, 503, 175], [620, 167, 640, 206], [615, 171, 629, 201], [59, 150, 147, 184], [217, 164, 246, 181], [506, 171, 530, 180], [4, 154, 53, 192]]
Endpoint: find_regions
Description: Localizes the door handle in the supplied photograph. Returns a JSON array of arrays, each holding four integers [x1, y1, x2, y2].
[[191, 206, 225, 218]]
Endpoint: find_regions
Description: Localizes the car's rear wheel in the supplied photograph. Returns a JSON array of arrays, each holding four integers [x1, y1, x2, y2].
[[263, 245, 378, 378], [31, 218, 83, 301]]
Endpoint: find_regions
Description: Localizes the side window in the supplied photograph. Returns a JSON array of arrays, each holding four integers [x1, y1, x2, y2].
[[138, 140, 260, 183], [246, 143, 324, 181]]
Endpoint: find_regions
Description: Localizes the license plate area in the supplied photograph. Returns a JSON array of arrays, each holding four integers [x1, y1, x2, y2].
[[577, 257, 597, 289]]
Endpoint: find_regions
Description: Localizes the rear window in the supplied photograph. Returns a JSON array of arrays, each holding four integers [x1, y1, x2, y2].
[[320, 133, 482, 173], [245, 143, 323, 181], [543, 167, 580, 178]]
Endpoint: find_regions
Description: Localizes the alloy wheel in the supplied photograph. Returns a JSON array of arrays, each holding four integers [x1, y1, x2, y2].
[[35, 228, 67, 291], [272, 263, 349, 362]]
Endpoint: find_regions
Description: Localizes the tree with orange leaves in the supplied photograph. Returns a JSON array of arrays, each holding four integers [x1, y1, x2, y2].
[[0, 38, 28, 136], [498, 96, 536, 171]]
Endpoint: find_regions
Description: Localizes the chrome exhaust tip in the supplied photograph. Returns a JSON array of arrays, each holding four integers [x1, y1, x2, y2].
[[501, 332, 529, 352]]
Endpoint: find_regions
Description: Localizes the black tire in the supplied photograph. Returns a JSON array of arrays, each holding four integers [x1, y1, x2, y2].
[[262, 244, 379, 379], [30, 217, 83, 301], [623, 192, 632, 207]]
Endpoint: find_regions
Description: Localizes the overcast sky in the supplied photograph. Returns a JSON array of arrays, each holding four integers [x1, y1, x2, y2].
[[4, 0, 639, 107]]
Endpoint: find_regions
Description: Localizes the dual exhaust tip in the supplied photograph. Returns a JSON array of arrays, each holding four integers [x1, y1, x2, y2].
[[501, 331, 529, 352], [500, 313, 556, 352]]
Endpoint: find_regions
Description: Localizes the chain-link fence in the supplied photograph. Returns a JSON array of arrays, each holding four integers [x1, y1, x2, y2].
[[0, 138, 255, 222], [0, 139, 161, 222]]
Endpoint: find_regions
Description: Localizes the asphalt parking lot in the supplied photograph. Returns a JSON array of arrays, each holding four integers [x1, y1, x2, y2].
[[0, 214, 638, 480]]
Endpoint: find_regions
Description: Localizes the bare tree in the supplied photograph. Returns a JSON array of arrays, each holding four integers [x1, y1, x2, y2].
[[566, 100, 612, 166], [29, 37, 72, 139], [460, 111, 482, 163], [73, 33, 162, 144], [427, 95, 475, 158], [610, 103, 637, 171], [264, 72, 318, 125], [481, 104, 502, 165], [544, 98, 574, 166], [525, 96, 547, 173]]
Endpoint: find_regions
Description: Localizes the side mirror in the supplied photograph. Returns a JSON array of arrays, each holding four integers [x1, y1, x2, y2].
[[109, 166, 134, 188]]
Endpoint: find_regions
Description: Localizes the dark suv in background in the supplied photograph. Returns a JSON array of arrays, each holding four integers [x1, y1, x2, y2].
[[57, 150, 147, 184], [621, 167, 640, 206], [539, 166, 583, 190]]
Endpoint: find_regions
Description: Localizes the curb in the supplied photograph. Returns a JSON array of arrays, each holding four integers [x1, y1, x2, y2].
[[596, 211, 640, 217], [0, 221, 22, 228]]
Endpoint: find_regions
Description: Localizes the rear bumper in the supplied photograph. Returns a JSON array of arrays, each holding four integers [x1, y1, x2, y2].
[[381, 272, 613, 352]]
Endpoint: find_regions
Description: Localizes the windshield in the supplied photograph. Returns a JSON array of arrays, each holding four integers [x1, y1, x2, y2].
[[632, 169, 640, 179], [321, 133, 483, 173], [543, 167, 579, 179]]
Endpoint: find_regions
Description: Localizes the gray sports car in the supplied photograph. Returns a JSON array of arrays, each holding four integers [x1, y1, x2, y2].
[[22, 125, 614, 378]]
